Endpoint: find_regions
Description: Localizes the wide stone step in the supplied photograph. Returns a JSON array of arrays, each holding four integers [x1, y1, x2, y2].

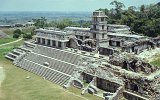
[[17, 59, 71, 86]]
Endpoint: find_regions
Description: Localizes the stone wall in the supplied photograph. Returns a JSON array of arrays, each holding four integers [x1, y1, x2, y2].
[[123, 76, 160, 99], [109, 53, 158, 74], [96, 78, 120, 93], [111, 86, 124, 100], [152, 36, 160, 47], [99, 47, 117, 56], [122, 40, 154, 54]]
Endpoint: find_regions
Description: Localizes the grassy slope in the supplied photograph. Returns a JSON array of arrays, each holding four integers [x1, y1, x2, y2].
[[0, 39, 102, 100], [0, 38, 17, 45], [2, 27, 34, 35], [0, 60, 84, 100], [151, 56, 160, 67], [1, 27, 35, 39]]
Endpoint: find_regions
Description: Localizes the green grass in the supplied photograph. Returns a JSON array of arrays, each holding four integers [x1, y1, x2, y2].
[[0, 39, 23, 59], [0, 39, 102, 100], [0, 60, 85, 100], [151, 57, 160, 67], [0, 38, 17, 45], [1, 29, 15, 35]]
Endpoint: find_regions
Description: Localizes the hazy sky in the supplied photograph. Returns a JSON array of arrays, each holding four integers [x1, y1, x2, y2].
[[0, 0, 159, 12]]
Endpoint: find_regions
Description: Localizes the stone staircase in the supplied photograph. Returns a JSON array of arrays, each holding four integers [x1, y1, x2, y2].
[[10, 44, 82, 86]]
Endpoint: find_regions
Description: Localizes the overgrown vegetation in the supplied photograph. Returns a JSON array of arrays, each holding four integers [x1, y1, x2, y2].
[[151, 56, 160, 67], [12, 28, 34, 39], [98, 0, 160, 37], [23, 33, 32, 40]]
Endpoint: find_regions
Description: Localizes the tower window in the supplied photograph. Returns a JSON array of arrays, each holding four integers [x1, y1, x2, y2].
[[102, 34, 105, 38], [94, 25, 96, 30], [101, 18, 104, 21], [102, 25, 104, 30], [93, 33, 96, 38]]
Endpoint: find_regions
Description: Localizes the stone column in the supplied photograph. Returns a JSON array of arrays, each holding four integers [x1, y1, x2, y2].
[[83, 36, 85, 40], [113, 41, 116, 46], [50, 40, 53, 47], [40, 38, 43, 44], [35, 38, 38, 43], [129, 48, 132, 53], [77, 35, 80, 39], [61, 42, 65, 49], [56, 41, 58, 48], [45, 39, 48, 45]]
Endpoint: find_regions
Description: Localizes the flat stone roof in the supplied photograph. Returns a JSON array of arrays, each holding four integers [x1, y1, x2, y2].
[[108, 33, 145, 39], [35, 28, 73, 35], [108, 24, 129, 28], [65, 27, 90, 32]]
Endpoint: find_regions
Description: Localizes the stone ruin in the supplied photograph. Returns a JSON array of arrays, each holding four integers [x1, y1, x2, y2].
[[109, 53, 159, 74], [5, 10, 160, 100]]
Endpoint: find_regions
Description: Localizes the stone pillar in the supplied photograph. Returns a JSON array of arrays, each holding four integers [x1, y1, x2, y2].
[[77, 35, 80, 39], [113, 41, 116, 46], [50, 40, 53, 47], [61, 42, 65, 49], [40, 38, 43, 44], [45, 39, 48, 45], [83, 36, 85, 40], [35, 38, 38, 43], [56, 41, 58, 48]]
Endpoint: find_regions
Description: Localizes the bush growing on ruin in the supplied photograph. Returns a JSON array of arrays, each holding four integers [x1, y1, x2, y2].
[[23, 33, 32, 40]]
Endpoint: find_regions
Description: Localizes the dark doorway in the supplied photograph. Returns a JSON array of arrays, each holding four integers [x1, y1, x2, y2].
[[132, 47, 135, 52], [52, 40, 56, 47], [47, 39, 50, 46]]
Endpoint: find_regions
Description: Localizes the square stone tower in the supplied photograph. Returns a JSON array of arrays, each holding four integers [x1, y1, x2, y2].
[[91, 10, 109, 47]]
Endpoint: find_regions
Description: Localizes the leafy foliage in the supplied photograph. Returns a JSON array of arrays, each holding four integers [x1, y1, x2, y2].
[[13, 29, 22, 38], [33, 17, 90, 29], [23, 33, 32, 40], [99, 1, 160, 37], [32, 17, 47, 28]]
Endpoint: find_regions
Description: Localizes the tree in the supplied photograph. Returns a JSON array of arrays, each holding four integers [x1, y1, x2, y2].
[[23, 33, 32, 40], [128, 6, 136, 13], [48, 18, 73, 29], [32, 17, 47, 28], [13, 33, 20, 38], [110, 0, 125, 19], [82, 21, 90, 28], [98, 8, 109, 16], [13, 29, 22, 38], [140, 5, 145, 13], [14, 29, 21, 34]]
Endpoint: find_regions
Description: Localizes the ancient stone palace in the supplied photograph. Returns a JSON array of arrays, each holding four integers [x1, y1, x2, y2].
[[6, 10, 160, 100]]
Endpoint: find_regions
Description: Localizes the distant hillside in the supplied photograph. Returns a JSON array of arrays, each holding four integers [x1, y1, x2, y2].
[[0, 11, 91, 25]]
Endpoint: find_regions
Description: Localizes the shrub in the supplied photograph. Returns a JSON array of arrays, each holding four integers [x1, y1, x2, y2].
[[13, 29, 22, 34], [23, 33, 32, 40], [13, 33, 20, 38]]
